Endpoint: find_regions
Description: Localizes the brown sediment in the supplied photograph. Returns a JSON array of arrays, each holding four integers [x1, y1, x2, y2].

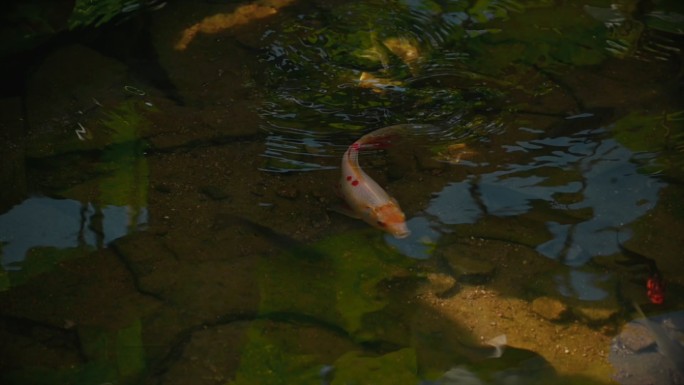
[[175, 0, 295, 51]]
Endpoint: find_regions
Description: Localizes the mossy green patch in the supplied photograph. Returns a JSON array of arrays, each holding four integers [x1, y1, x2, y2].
[[231, 232, 417, 383], [5, 246, 90, 288], [612, 111, 672, 153], [228, 322, 321, 385], [467, 5, 607, 75], [1, 319, 146, 385], [57, 99, 151, 209], [78, 318, 146, 382], [25, 97, 155, 159], [69, 0, 131, 29], [612, 110, 684, 177], [258, 230, 415, 337], [330, 348, 420, 385]]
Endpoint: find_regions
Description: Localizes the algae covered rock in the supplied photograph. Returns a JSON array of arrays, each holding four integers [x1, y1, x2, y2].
[[330, 348, 419, 385], [437, 243, 496, 285]]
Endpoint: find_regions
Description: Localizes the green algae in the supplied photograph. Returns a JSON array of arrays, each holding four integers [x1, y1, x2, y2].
[[2, 318, 146, 385], [611, 110, 684, 177], [78, 318, 146, 382], [227, 230, 418, 384], [258, 230, 415, 337], [3, 247, 90, 289], [330, 348, 420, 385], [69, 0, 134, 29], [228, 322, 322, 385]]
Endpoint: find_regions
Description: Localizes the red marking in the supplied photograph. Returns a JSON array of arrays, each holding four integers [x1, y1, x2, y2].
[[647, 273, 665, 304], [351, 142, 361, 151], [346, 175, 352, 181], [351, 180, 359, 186]]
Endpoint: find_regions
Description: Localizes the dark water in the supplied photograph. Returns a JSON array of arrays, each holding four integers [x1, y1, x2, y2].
[[1, 0, 683, 384]]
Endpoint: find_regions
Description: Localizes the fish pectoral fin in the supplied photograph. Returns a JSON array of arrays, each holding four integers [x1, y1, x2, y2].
[[486, 334, 507, 358], [328, 203, 361, 219]]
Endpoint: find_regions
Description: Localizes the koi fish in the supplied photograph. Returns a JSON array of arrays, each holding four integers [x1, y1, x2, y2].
[[338, 125, 415, 238]]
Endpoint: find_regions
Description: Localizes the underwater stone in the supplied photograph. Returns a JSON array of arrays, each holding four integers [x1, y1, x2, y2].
[[421, 273, 457, 297], [618, 322, 653, 352], [573, 303, 620, 324], [24, 44, 129, 158], [531, 296, 570, 322], [111, 232, 177, 280], [438, 244, 496, 284], [200, 185, 231, 201]]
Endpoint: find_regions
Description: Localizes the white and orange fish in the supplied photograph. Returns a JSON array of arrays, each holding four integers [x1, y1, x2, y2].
[[337, 125, 417, 238]]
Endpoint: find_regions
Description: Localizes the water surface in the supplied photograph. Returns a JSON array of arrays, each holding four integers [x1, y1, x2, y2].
[[0, 0, 683, 384]]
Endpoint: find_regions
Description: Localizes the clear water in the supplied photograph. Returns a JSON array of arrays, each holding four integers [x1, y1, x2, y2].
[[0, 0, 683, 384]]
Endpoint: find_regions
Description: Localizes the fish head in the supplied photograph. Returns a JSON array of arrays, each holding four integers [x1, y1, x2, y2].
[[371, 200, 410, 239]]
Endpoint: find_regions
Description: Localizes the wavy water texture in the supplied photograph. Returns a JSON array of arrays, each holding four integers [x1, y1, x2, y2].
[[258, 0, 509, 172]]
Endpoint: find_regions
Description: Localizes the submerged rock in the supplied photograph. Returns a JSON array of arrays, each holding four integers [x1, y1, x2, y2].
[[24, 44, 131, 158], [531, 296, 570, 322], [437, 243, 496, 285], [200, 185, 231, 201], [574, 302, 620, 325], [610, 310, 684, 385]]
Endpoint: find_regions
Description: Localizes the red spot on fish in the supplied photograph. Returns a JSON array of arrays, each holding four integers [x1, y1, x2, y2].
[[346, 175, 352, 181], [351, 180, 359, 186], [647, 273, 665, 304], [351, 142, 361, 151]]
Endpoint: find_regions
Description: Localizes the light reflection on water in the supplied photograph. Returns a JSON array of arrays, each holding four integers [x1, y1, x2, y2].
[[388, 126, 664, 298], [0, 197, 147, 270], [256, 1, 507, 172]]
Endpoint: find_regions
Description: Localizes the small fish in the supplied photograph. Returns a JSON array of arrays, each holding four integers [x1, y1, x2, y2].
[[338, 125, 413, 238], [484, 334, 508, 359]]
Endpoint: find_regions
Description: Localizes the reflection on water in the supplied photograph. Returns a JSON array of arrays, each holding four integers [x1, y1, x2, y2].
[[390, 124, 664, 300], [555, 270, 612, 301], [257, 1, 509, 172], [430, 128, 662, 259], [1, 0, 682, 384], [584, 3, 683, 61], [260, 132, 340, 172], [0, 197, 147, 270], [257, 0, 683, 173]]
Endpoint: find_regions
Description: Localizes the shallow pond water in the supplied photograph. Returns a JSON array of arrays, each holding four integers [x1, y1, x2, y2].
[[1, 0, 683, 384]]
